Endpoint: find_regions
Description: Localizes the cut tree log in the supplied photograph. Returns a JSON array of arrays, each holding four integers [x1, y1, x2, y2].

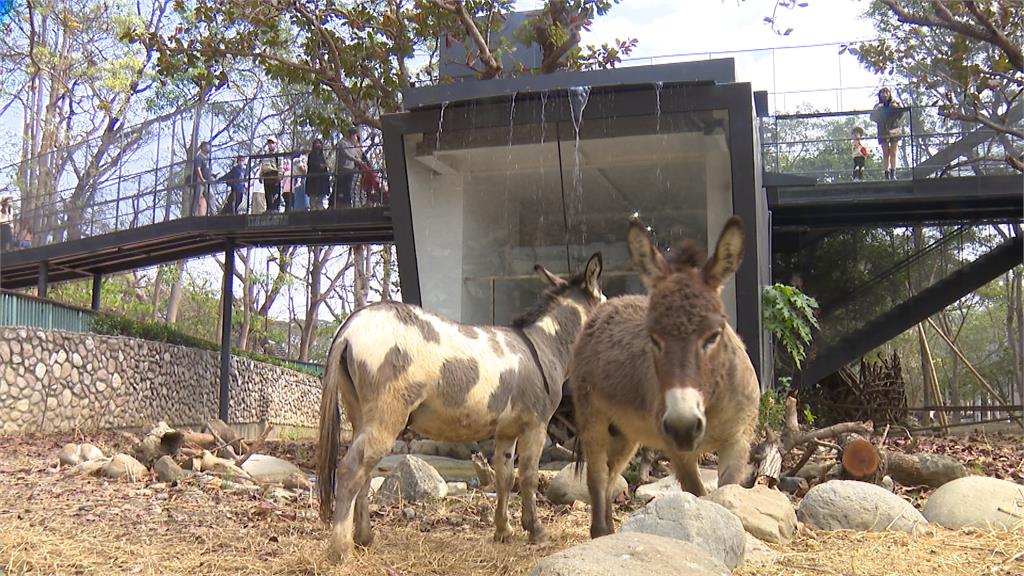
[[752, 429, 783, 487], [840, 437, 882, 481], [881, 450, 967, 488]]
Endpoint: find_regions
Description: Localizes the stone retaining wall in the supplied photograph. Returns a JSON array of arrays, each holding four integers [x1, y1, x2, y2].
[[0, 327, 322, 434]]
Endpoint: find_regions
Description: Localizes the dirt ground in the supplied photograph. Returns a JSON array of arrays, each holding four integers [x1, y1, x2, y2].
[[1, 431, 1022, 576]]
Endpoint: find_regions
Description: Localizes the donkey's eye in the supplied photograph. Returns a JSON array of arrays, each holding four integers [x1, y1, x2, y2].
[[649, 334, 664, 353], [702, 331, 721, 351]]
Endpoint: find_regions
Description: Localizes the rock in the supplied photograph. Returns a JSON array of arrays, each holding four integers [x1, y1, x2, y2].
[[201, 451, 251, 480], [528, 532, 729, 576], [402, 507, 416, 520], [101, 454, 149, 481], [545, 463, 627, 505], [377, 455, 448, 503], [778, 476, 808, 494], [154, 456, 185, 483], [58, 443, 82, 467], [446, 481, 468, 496], [78, 443, 104, 462], [798, 480, 926, 533], [376, 454, 478, 483], [66, 458, 109, 477], [620, 492, 746, 570], [241, 455, 303, 483], [634, 469, 719, 503], [922, 476, 1024, 530], [743, 533, 781, 566], [702, 484, 797, 544]]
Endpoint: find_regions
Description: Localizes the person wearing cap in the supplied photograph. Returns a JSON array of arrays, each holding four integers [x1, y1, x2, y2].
[[260, 137, 283, 211], [0, 194, 13, 251]]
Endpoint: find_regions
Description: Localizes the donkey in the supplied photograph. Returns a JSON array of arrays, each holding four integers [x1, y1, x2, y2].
[[318, 253, 605, 559], [569, 217, 759, 538]]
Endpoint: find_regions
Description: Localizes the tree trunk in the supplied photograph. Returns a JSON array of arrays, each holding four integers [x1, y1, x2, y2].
[[298, 246, 324, 362], [883, 450, 967, 488], [353, 244, 368, 308], [165, 260, 186, 323], [150, 266, 165, 321]]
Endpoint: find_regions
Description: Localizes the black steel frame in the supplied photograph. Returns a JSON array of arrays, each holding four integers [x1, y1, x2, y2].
[[382, 78, 764, 378]]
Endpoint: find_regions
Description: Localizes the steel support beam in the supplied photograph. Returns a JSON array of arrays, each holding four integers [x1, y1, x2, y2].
[[91, 274, 103, 311], [218, 241, 235, 422], [36, 261, 48, 298]]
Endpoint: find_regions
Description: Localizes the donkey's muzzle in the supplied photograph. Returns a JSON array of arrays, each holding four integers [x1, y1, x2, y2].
[[661, 413, 706, 452]]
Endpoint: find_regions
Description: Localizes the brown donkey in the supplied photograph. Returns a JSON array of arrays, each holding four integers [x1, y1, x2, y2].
[[318, 254, 604, 559], [570, 217, 759, 538]]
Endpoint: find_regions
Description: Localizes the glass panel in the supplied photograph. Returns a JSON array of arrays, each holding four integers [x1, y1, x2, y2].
[[404, 104, 736, 325]]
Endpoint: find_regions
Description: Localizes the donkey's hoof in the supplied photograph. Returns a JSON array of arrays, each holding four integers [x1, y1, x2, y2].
[[354, 530, 374, 549], [528, 527, 549, 545], [589, 525, 613, 539], [493, 526, 514, 543]]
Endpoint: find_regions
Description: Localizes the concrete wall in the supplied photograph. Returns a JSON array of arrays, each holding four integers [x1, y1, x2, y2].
[[0, 327, 322, 434]]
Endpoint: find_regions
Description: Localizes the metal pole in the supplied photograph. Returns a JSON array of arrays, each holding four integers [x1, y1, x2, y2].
[[37, 261, 48, 298], [219, 240, 235, 422], [91, 274, 102, 311]]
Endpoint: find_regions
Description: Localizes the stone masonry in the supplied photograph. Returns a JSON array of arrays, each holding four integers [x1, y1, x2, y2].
[[0, 327, 322, 434]]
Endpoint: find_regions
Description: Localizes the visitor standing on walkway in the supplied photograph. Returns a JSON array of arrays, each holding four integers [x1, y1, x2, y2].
[[191, 141, 213, 215], [260, 137, 283, 211], [331, 131, 361, 209], [0, 194, 13, 251], [217, 156, 247, 214], [305, 138, 330, 210], [871, 88, 903, 180], [851, 126, 868, 181]]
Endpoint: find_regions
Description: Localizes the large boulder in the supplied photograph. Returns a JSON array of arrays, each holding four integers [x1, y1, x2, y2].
[[634, 469, 719, 503], [241, 455, 303, 483], [922, 476, 1024, 530], [743, 533, 781, 566], [376, 455, 448, 503], [78, 443, 105, 462], [620, 492, 746, 570], [702, 484, 797, 544], [101, 453, 149, 481], [798, 480, 926, 533], [544, 463, 627, 505], [529, 532, 729, 576]]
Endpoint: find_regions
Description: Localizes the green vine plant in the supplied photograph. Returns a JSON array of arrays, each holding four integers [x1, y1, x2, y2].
[[761, 283, 820, 369]]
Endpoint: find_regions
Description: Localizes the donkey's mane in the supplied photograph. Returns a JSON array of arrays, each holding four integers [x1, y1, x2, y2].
[[667, 239, 706, 271], [510, 270, 587, 329]]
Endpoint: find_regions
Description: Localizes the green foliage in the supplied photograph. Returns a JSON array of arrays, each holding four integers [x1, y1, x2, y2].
[[758, 377, 816, 431], [90, 312, 321, 376], [762, 284, 820, 369]]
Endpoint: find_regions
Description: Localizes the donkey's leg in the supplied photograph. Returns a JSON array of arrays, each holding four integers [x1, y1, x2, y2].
[[330, 416, 405, 560], [580, 422, 612, 538], [353, 478, 373, 547], [603, 434, 640, 533], [516, 423, 549, 544], [668, 452, 707, 497], [491, 434, 518, 543], [717, 438, 753, 488]]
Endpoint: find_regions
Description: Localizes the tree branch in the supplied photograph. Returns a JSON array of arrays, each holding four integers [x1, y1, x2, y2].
[[429, 0, 502, 79]]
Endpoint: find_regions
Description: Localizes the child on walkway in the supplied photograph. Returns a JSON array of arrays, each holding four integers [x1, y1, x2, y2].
[[851, 126, 868, 180]]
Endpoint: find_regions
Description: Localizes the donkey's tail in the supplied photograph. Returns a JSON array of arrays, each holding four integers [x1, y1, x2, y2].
[[317, 332, 351, 524]]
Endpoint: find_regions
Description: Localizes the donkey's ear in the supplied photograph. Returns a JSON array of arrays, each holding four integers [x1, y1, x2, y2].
[[627, 218, 669, 289], [535, 264, 568, 289], [583, 252, 603, 297], [703, 216, 745, 290]]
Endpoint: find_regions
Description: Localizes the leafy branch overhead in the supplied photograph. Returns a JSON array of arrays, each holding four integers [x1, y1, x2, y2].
[[852, 0, 1023, 172], [132, 0, 634, 134], [762, 283, 820, 369]]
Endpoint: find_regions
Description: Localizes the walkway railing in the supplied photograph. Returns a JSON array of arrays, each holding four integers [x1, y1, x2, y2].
[[761, 105, 1019, 183], [1, 143, 387, 253]]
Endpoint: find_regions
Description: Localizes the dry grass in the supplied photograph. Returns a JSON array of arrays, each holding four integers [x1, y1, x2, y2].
[[2, 432, 1022, 576]]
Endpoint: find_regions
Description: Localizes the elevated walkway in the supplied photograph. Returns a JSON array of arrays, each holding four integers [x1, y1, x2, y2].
[[1, 207, 392, 289]]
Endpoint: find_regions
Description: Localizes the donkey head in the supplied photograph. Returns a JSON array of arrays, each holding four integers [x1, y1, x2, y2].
[[517, 253, 605, 330], [627, 217, 745, 452]]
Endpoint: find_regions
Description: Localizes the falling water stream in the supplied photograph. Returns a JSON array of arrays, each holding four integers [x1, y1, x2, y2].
[[436, 101, 448, 151], [567, 86, 591, 266]]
